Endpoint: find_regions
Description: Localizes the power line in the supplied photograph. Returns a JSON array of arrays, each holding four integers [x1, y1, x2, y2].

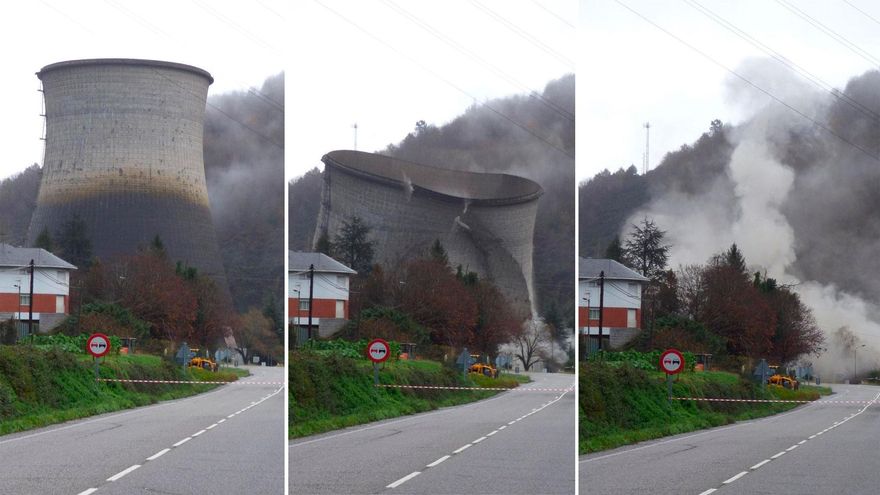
[[775, 0, 880, 66], [614, 0, 880, 162], [379, 0, 574, 122], [683, 0, 880, 124], [313, 0, 573, 160], [468, 0, 575, 69], [529, 0, 575, 29]]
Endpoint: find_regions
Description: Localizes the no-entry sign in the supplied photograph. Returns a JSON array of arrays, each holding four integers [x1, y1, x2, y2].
[[659, 349, 684, 375], [86, 333, 111, 358], [367, 338, 390, 363]]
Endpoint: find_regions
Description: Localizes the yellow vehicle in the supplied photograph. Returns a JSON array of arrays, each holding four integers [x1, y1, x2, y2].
[[768, 373, 799, 389], [189, 356, 219, 372], [469, 363, 498, 378]]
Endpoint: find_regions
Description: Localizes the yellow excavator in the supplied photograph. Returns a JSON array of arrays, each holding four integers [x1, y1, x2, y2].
[[469, 363, 498, 378], [188, 348, 219, 372], [767, 365, 799, 389]]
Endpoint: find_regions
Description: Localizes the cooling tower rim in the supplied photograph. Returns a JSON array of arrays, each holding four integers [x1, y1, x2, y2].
[[38, 58, 213, 84], [323, 150, 544, 206]]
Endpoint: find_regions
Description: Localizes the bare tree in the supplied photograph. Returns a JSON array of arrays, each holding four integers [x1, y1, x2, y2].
[[513, 320, 551, 371]]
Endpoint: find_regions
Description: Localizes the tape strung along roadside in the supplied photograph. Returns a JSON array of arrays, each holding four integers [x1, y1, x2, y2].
[[97, 378, 284, 385], [672, 397, 877, 404], [375, 384, 573, 392]]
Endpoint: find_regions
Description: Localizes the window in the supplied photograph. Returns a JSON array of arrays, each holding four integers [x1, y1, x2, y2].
[[19, 294, 30, 306], [57, 271, 68, 284], [627, 309, 637, 328], [299, 300, 310, 311], [589, 308, 600, 320], [337, 275, 347, 288]]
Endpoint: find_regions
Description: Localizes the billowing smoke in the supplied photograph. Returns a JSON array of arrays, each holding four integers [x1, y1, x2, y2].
[[203, 72, 284, 313], [626, 59, 880, 379]]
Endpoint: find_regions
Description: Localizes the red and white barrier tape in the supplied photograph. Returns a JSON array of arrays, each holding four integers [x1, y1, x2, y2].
[[672, 397, 878, 404], [376, 384, 573, 392], [97, 378, 284, 385]]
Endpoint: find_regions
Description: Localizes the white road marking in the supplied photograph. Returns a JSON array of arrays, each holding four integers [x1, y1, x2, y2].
[[809, 434, 816, 439], [426, 455, 450, 467], [508, 421, 516, 425], [499, 425, 507, 430], [771, 451, 786, 459], [387, 471, 421, 489], [786, 445, 799, 452], [77, 489, 98, 495], [473, 436, 487, 444], [207, 423, 218, 430], [107, 464, 141, 482], [173, 437, 192, 447], [698, 489, 717, 495], [750, 459, 771, 470], [453, 444, 472, 454], [192, 429, 207, 437], [218, 419, 226, 423], [798, 440, 806, 445], [487, 430, 498, 436], [723, 471, 748, 484], [228, 414, 236, 418], [146, 448, 170, 461]]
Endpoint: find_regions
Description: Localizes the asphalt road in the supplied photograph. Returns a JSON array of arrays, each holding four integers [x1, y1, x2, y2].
[[0, 365, 285, 495], [290, 372, 576, 495], [580, 384, 880, 495]]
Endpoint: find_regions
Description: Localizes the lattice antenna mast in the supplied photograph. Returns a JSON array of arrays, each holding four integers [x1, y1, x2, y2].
[[643, 122, 651, 175]]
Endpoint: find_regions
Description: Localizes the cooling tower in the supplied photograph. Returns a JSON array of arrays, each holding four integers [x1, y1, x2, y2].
[[27, 59, 227, 290], [313, 150, 542, 313]]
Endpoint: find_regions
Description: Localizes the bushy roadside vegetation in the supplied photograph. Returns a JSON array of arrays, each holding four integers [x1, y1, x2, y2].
[[580, 360, 829, 454], [290, 351, 527, 438], [0, 345, 243, 435]]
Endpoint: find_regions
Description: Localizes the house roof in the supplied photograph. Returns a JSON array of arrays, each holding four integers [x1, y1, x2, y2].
[[289, 251, 356, 275], [0, 244, 76, 270], [579, 257, 648, 282]]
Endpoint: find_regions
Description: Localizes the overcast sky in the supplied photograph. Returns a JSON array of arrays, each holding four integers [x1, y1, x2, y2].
[[579, 0, 880, 182], [287, 0, 576, 180], [0, 0, 284, 181]]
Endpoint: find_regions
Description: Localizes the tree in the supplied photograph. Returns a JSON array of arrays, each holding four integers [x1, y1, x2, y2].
[[604, 236, 623, 263], [233, 308, 279, 365], [512, 320, 551, 371], [34, 227, 55, 253], [333, 216, 375, 274], [314, 232, 332, 255], [622, 217, 669, 281], [429, 239, 449, 267], [57, 214, 93, 269]]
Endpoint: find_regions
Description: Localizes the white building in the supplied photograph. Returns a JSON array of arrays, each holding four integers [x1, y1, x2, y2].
[[579, 257, 648, 350], [0, 244, 76, 337], [289, 251, 356, 343]]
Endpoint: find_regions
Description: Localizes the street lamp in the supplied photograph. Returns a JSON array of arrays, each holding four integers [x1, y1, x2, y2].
[[582, 294, 591, 360], [12, 282, 20, 336], [854, 344, 866, 383]]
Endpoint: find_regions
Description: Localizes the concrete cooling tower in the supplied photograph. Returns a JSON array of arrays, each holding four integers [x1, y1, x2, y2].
[[313, 150, 542, 313], [27, 59, 227, 290]]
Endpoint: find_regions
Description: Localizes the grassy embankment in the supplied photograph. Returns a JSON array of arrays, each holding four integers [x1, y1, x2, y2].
[[0, 345, 247, 435], [580, 361, 831, 454], [290, 351, 529, 438]]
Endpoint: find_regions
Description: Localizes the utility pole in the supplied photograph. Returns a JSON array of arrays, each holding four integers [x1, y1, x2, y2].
[[307, 264, 315, 340], [28, 259, 35, 337], [598, 270, 605, 351]]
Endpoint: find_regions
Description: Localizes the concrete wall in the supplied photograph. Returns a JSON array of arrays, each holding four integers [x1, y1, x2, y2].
[[28, 59, 227, 290]]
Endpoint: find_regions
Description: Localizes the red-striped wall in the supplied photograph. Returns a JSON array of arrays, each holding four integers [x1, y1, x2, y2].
[[288, 297, 349, 320], [0, 293, 68, 314], [578, 307, 641, 329]]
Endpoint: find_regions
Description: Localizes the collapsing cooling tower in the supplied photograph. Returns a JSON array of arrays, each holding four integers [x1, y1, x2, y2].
[[27, 59, 227, 289], [313, 150, 542, 313]]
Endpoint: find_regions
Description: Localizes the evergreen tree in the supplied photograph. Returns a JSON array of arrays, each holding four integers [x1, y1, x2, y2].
[[315, 231, 331, 255], [604, 236, 623, 262], [34, 227, 55, 253], [333, 216, 375, 274], [724, 243, 747, 274], [622, 217, 669, 281], [429, 239, 449, 267], [57, 214, 93, 269]]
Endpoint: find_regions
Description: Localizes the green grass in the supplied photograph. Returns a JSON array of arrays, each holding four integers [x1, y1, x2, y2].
[[290, 353, 522, 438], [580, 362, 828, 454], [0, 346, 236, 436]]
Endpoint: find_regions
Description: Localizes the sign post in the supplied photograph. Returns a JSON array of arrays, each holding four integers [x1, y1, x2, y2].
[[659, 349, 685, 404], [86, 333, 111, 388], [366, 338, 391, 385], [456, 348, 472, 377]]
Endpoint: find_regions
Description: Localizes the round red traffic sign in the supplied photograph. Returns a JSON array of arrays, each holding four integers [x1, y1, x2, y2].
[[659, 349, 685, 375], [366, 338, 390, 363], [87, 333, 111, 358]]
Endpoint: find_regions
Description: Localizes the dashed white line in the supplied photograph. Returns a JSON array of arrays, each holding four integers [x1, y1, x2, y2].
[[207, 423, 218, 430], [173, 437, 192, 447], [473, 436, 487, 444], [786, 445, 799, 452], [750, 459, 771, 470], [487, 430, 498, 437], [146, 448, 170, 461], [508, 420, 516, 425], [387, 471, 421, 489], [426, 455, 450, 467], [798, 440, 806, 445], [453, 444, 472, 454], [723, 471, 748, 484], [697, 489, 717, 495], [76, 489, 98, 495], [809, 434, 816, 439], [218, 419, 226, 424], [498, 425, 506, 430], [107, 464, 141, 482]]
